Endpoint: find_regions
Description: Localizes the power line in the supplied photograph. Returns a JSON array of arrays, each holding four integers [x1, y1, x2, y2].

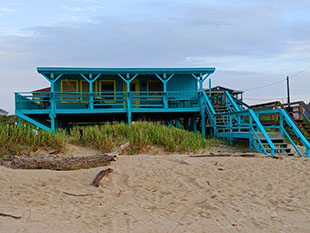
[[243, 78, 286, 92], [290, 64, 310, 78], [245, 97, 285, 101], [244, 64, 310, 92]]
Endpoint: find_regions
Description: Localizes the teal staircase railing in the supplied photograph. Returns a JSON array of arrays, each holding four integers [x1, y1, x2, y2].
[[202, 91, 310, 157]]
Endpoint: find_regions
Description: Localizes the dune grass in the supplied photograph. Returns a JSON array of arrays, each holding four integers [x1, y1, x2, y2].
[[0, 120, 229, 159], [0, 122, 67, 158], [70, 122, 210, 154]]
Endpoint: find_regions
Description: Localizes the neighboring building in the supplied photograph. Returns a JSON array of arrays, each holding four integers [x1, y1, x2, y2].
[[0, 109, 8, 117], [206, 85, 244, 100], [15, 67, 215, 134]]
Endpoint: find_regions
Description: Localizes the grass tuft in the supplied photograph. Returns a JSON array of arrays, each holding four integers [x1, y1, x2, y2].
[[0, 120, 229, 159]]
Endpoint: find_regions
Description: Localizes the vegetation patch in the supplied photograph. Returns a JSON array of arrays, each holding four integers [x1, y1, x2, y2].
[[70, 122, 209, 154], [0, 122, 67, 157], [0, 120, 230, 158]]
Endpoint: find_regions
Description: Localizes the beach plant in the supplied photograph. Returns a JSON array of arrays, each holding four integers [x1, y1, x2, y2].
[[0, 122, 67, 157], [70, 121, 210, 154], [0, 120, 229, 158]]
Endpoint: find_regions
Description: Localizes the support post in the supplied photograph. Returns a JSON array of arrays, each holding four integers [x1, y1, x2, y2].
[[168, 120, 173, 128], [50, 73, 56, 131], [89, 73, 94, 109], [17, 116, 21, 126], [126, 74, 131, 124], [249, 115, 253, 152], [279, 113, 284, 139], [229, 115, 233, 146], [163, 73, 168, 109], [201, 111, 206, 137], [287, 76, 290, 108], [51, 116, 55, 132]]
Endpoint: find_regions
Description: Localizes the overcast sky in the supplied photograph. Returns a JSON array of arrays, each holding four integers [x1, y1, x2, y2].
[[1, 0, 310, 113]]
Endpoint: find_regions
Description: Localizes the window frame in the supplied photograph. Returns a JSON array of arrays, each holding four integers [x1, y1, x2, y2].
[[147, 80, 163, 100], [60, 80, 78, 103], [99, 80, 117, 103]]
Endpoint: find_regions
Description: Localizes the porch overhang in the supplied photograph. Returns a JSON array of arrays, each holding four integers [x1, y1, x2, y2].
[[37, 67, 215, 81]]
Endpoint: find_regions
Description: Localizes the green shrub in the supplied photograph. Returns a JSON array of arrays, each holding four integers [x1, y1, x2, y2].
[[0, 122, 67, 157], [70, 121, 209, 154]]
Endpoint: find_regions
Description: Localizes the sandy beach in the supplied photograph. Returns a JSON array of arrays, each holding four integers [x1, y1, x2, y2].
[[1, 153, 310, 233]]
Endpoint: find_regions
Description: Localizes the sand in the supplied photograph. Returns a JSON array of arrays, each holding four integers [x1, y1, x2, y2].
[[1, 154, 310, 233]]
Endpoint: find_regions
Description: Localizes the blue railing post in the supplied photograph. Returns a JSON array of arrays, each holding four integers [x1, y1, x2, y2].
[[279, 113, 284, 139], [200, 89, 206, 137], [229, 114, 233, 146], [89, 73, 94, 109], [163, 73, 168, 109], [126, 76, 131, 124], [249, 113, 253, 152]]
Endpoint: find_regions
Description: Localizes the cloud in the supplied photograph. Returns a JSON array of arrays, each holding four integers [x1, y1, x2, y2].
[[0, 7, 15, 13], [1, 1, 310, 113]]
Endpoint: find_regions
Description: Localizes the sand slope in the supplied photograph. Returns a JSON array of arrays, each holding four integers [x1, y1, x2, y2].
[[1, 154, 310, 233]]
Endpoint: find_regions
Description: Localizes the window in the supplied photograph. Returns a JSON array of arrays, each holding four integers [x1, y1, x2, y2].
[[80, 80, 97, 102], [147, 80, 163, 99], [61, 80, 78, 103], [99, 80, 116, 102]]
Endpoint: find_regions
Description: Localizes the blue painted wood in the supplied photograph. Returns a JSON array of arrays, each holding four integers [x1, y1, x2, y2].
[[16, 112, 51, 131], [38, 67, 216, 75]]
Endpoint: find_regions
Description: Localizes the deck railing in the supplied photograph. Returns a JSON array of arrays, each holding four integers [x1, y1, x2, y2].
[[15, 91, 201, 111]]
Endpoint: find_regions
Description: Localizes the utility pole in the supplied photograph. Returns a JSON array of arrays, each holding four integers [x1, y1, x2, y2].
[[287, 76, 291, 108]]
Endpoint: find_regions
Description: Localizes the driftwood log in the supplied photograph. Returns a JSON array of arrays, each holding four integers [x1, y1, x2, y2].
[[3, 142, 129, 171], [0, 213, 21, 219], [5, 155, 116, 170], [93, 168, 114, 187]]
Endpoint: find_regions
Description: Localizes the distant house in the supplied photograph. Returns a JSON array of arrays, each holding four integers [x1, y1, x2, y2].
[[0, 109, 8, 117], [206, 85, 244, 100]]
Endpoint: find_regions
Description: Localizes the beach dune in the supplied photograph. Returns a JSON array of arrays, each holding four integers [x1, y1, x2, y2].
[[1, 154, 310, 233]]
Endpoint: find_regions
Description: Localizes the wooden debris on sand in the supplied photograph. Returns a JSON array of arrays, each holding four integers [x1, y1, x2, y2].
[[93, 168, 114, 187], [5, 154, 116, 171], [62, 192, 93, 197], [0, 213, 21, 219], [4, 142, 129, 171], [189, 152, 264, 158]]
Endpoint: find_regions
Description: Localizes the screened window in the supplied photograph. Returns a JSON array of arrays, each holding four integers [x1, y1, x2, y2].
[[147, 81, 163, 99], [99, 80, 116, 101], [61, 80, 78, 102]]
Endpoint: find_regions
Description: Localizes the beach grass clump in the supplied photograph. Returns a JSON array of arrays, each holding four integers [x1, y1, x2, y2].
[[70, 121, 209, 154], [0, 122, 67, 157]]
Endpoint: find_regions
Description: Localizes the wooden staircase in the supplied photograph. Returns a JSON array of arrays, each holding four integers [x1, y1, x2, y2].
[[255, 132, 294, 156], [210, 98, 295, 156], [202, 91, 310, 157]]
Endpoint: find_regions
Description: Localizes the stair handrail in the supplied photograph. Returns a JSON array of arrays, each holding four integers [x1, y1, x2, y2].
[[202, 91, 216, 115], [251, 128, 269, 155], [214, 109, 277, 156], [231, 96, 250, 109], [280, 109, 310, 157], [225, 91, 241, 111], [248, 109, 276, 156], [202, 91, 216, 128]]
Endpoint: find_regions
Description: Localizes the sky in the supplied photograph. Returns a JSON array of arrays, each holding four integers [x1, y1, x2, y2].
[[1, 0, 310, 113]]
